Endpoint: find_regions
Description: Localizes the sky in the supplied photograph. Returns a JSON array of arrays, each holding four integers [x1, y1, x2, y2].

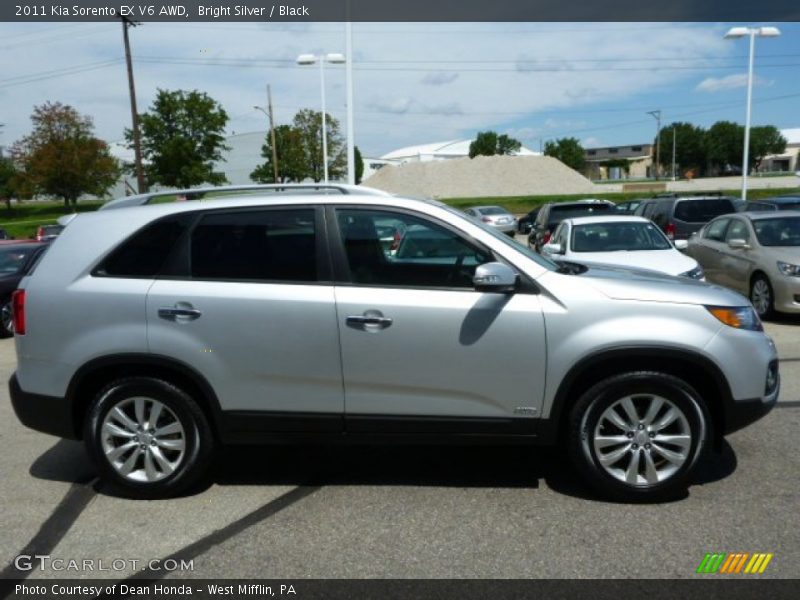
[[1, 21, 799, 159]]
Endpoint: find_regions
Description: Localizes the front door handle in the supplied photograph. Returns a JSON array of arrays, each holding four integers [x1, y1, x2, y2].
[[158, 307, 202, 320], [346, 310, 393, 330]]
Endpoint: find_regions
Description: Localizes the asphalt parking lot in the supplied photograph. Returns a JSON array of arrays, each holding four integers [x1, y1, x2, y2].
[[1, 316, 798, 582]]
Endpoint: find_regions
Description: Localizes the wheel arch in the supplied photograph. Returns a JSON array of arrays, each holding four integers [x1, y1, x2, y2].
[[544, 347, 732, 448], [66, 354, 224, 441]]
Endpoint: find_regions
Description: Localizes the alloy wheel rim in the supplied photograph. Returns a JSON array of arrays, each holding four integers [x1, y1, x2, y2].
[[751, 280, 770, 315], [100, 397, 186, 483], [591, 394, 691, 486], [1, 302, 13, 334]]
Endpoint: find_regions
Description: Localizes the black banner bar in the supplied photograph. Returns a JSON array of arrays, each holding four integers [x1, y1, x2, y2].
[[3, 0, 800, 23]]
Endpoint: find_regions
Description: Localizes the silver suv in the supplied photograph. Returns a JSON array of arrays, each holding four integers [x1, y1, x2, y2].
[[9, 186, 779, 501]]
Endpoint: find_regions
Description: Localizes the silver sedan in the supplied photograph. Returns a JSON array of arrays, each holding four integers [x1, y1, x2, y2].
[[464, 205, 518, 236]]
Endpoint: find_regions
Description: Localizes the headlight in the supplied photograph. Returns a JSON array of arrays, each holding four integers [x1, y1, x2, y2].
[[681, 265, 705, 280], [777, 261, 800, 277], [706, 306, 763, 331]]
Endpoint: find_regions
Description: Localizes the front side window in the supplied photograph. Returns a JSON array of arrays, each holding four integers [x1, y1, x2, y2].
[[725, 219, 750, 242], [704, 218, 730, 242], [190, 209, 317, 282], [336, 209, 493, 289]]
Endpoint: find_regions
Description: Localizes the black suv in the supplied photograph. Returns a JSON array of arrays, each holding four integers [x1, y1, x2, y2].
[[634, 194, 738, 240], [528, 199, 615, 251]]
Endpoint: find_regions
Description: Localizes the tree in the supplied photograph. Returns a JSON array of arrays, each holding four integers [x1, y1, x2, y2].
[[544, 137, 585, 171], [354, 146, 364, 184], [704, 121, 744, 173], [250, 124, 307, 183], [0, 157, 19, 210], [750, 126, 787, 171], [292, 109, 346, 182], [10, 102, 119, 206], [468, 131, 522, 158], [129, 89, 230, 189], [656, 122, 707, 177]]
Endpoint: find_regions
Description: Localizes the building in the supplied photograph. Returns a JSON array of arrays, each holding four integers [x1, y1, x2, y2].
[[363, 139, 539, 180], [583, 144, 654, 180], [758, 128, 800, 173]]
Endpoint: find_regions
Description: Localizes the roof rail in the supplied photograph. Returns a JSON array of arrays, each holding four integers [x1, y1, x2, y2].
[[99, 183, 392, 211]]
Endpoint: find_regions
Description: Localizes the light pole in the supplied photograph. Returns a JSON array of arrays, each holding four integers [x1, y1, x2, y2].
[[724, 26, 781, 201], [671, 125, 677, 181], [647, 110, 661, 180], [297, 52, 346, 184]]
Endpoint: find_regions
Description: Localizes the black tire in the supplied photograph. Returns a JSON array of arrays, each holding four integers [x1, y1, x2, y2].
[[84, 377, 214, 499], [750, 273, 775, 320], [0, 298, 14, 338], [568, 372, 708, 503]]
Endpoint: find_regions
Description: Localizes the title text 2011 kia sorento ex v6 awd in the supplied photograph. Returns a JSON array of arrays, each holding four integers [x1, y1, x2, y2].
[[9, 187, 779, 501]]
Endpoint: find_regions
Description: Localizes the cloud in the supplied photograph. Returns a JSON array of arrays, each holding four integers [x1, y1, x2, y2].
[[582, 137, 603, 148], [421, 71, 459, 86], [695, 73, 773, 93]]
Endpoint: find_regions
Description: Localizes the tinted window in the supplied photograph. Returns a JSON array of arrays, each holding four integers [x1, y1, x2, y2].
[[478, 207, 509, 216], [674, 199, 735, 222], [753, 217, 800, 247], [190, 209, 317, 282], [96, 215, 191, 277], [704, 219, 730, 242], [337, 209, 492, 289], [0, 245, 40, 274], [547, 203, 614, 227]]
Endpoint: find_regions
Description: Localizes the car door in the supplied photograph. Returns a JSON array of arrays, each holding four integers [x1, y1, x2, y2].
[[718, 217, 756, 293], [146, 206, 344, 433], [330, 206, 547, 434], [691, 218, 731, 284]]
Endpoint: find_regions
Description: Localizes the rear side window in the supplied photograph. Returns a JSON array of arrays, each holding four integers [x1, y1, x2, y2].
[[95, 215, 191, 278], [674, 199, 735, 222], [190, 209, 317, 282]]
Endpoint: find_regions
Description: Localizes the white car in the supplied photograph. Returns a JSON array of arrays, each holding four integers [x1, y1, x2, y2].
[[541, 216, 705, 279]]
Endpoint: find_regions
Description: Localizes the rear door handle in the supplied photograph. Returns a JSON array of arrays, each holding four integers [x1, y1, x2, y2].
[[158, 307, 202, 320]]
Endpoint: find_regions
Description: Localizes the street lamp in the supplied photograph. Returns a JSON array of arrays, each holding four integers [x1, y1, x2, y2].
[[724, 26, 781, 200], [297, 52, 346, 184]]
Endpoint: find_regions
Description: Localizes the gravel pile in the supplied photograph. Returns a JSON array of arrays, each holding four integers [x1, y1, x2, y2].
[[362, 155, 595, 198]]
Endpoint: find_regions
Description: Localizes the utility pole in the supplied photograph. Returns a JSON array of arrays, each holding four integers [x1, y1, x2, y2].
[[267, 85, 279, 182], [671, 125, 677, 181], [647, 110, 661, 180], [120, 15, 147, 194]]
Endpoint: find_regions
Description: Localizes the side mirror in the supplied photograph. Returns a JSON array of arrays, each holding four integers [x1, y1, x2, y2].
[[673, 240, 688, 251], [542, 242, 564, 255], [728, 238, 749, 249], [473, 262, 518, 293]]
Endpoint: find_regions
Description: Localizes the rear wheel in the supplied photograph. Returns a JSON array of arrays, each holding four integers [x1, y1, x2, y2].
[[0, 298, 13, 338], [750, 274, 774, 319], [85, 377, 214, 499], [568, 372, 708, 502]]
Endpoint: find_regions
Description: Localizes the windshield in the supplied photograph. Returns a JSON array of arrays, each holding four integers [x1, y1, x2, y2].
[[753, 217, 800, 247], [548, 203, 614, 226], [0, 245, 38, 274], [572, 221, 672, 252]]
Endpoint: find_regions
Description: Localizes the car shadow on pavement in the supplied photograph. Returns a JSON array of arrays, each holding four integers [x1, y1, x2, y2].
[[29, 438, 96, 484]]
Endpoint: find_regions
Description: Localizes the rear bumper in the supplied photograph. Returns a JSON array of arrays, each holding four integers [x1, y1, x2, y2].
[[9, 373, 79, 439]]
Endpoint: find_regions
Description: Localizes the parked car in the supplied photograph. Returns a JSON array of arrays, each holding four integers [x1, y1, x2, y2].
[[634, 195, 738, 240], [528, 199, 616, 251], [615, 199, 645, 214], [10, 186, 778, 502], [517, 207, 541, 234], [0, 241, 48, 337], [463, 205, 517, 236], [744, 195, 800, 212], [35, 224, 64, 242], [0, 228, 10, 240], [685, 211, 800, 318], [541, 216, 704, 279]]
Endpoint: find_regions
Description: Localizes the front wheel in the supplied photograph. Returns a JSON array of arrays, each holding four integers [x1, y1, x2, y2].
[[568, 372, 708, 502], [84, 377, 214, 499]]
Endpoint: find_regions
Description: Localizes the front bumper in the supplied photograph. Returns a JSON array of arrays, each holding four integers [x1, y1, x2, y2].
[[721, 360, 779, 435], [9, 373, 79, 439]]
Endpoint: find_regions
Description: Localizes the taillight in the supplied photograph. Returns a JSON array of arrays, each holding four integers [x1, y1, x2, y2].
[[35, 227, 43, 241], [481, 216, 492, 223], [665, 223, 676, 240], [542, 231, 552, 244], [12, 289, 25, 335]]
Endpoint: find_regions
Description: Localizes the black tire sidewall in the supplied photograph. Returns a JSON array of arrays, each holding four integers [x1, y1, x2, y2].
[[570, 373, 707, 502], [0, 298, 14, 338], [84, 377, 212, 499]]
